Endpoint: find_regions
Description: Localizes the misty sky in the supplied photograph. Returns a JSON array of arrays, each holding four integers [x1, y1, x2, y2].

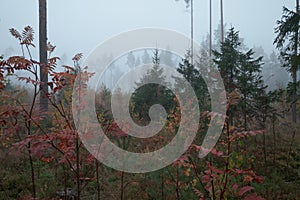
[[0, 0, 295, 63]]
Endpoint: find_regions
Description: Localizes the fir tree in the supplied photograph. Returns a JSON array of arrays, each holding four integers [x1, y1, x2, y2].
[[130, 49, 176, 123], [175, 51, 209, 110], [142, 49, 151, 64], [274, 2, 300, 123], [213, 27, 265, 129], [126, 51, 136, 68]]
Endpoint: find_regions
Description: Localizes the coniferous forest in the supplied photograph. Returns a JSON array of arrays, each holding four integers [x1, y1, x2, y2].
[[0, 0, 300, 199]]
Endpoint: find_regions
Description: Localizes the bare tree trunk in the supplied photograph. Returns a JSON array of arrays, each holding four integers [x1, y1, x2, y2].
[[287, 0, 299, 168], [272, 114, 276, 165], [209, 0, 212, 58], [39, 0, 48, 113], [190, 0, 194, 65], [292, 0, 299, 124], [220, 0, 224, 43]]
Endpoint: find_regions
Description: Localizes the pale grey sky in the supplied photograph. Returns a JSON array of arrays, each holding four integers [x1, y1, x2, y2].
[[0, 0, 295, 62]]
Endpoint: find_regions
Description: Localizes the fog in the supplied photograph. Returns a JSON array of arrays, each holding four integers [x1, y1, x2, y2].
[[0, 0, 294, 62]]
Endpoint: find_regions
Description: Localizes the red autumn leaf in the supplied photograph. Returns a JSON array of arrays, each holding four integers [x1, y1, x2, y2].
[[253, 175, 264, 183], [41, 157, 54, 163], [244, 193, 265, 200], [211, 148, 223, 157], [72, 53, 83, 62], [47, 82, 54, 90], [191, 144, 201, 151], [202, 174, 211, 183], [177, 155, 189, 163], [238, 186, 254, 197], [244, 175, 254, 183], [232, 183, 239, 191], [206, 162, 224, 174]]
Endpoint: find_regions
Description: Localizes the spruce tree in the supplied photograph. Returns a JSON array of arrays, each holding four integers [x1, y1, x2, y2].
[[274, 1, 300, 124], [175, 51, 208, 110], [130, 49, 175, 123], [142, 49, 151, 64], [213, 28, 265, 129]]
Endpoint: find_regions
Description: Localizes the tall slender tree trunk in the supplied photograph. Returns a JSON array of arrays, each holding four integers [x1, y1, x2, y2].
[[287, 0, 299, 167], [287, 0, 299, 168], [39, 0, 48, 113], [272, 113, 276, 165], [292, 0, 299, 124], [220, 0, 224, 43], [190, 0, 194, 65], [209, 0, 212, 58]]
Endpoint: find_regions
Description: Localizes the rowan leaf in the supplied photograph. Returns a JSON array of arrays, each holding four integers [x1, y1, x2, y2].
[[238, 186, 254, 197]]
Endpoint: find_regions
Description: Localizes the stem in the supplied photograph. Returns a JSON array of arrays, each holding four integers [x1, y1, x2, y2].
[[176, 165, 180, 200], [28, 148, 36, 199], [272, 114, 276, 165], [11, 96, 79, 176], [161, 170, 164, 200], [64, 166, 67, 200], [188, 157, 210, 197], [96, 159, 101, 200], [262, 101, 267, 169], [26, 44, 33, 60], [76, 138, 80, 200], [220, 118, 231, 199], [120, 171, 124, 200], [24, 60, 39, 199], [20, 43, 25, 57], [210, 168, 216, 200]]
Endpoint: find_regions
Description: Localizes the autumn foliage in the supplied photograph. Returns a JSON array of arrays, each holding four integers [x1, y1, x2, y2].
[[0, 26, 299, 200]]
